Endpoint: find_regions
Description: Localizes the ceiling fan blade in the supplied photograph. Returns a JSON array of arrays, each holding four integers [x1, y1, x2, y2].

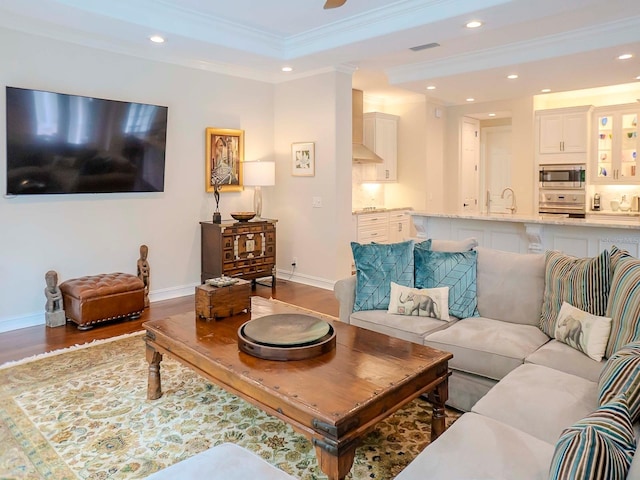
[[324, 0, 347, 9]]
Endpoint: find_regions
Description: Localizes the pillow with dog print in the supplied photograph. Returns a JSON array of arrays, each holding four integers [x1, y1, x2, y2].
[[387, 282, 450, 321], [554, 301, 612, 362]]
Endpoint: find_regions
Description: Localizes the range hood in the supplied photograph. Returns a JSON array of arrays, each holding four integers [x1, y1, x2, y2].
[[352, 89, 383, 163]]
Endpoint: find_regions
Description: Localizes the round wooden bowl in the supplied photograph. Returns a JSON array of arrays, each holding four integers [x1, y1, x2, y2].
[[237, 313, 336, 361], [230, 212, 256, 222]]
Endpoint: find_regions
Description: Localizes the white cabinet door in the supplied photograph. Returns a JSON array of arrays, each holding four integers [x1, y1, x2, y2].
[[388, 211, 410, 243], [363, 112, 398, 182], [539, 111, 588, 154]]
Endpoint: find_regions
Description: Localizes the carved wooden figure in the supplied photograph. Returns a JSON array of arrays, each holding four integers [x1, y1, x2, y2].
[[44, 270, 66, 327], [137, 244, 150, 307]]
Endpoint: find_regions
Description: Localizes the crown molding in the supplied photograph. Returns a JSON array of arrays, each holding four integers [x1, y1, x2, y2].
[[387, 15, 640, 85]]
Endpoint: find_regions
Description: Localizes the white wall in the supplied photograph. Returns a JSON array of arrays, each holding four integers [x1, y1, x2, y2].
[[272, 71, 354, 286], [0, 27, 278, 331]]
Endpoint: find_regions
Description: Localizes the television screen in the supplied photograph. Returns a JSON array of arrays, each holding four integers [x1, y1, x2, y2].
[[6, 87, 168, 195]]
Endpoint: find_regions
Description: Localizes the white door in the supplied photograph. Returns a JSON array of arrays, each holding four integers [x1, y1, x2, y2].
[[481, 126, 512, 213], [460, 117, 480, 212]]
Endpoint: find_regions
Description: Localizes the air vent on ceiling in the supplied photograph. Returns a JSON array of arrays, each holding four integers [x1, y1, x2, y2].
[[409, 42, 440, 52]]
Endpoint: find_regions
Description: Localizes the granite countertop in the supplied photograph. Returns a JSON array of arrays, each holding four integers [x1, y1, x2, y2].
[[352, 207, 413, 215], [410, 211, 640, 229]]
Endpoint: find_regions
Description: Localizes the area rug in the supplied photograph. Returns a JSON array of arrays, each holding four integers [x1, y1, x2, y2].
[[0, 309, 460, 480]]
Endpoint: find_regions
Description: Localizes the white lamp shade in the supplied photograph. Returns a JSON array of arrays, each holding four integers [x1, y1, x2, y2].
[[243, 161, 275, 186]]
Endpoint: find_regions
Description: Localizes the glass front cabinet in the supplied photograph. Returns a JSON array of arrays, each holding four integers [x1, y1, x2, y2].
[[593, 104, 640, 184]]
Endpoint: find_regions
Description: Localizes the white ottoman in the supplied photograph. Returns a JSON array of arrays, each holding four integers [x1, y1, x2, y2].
[[145, 443, 295, 479]]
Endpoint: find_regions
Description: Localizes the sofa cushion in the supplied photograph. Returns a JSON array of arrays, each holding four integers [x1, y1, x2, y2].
[[471, 364, 598, 444], [387, 282, 450, 320], [424, 317, 549, 381], [475, 247, 545, 326], [414, 247, 478, 319], [429, 237, 478, 252], [525, 340, 604, 382], [599, 342, 640, 423], [549, 394, 635, 480], [605, 247, 640, 358], [350, 309, 452, 344], [351, 240, 414, 312], [540, 250, 611, 338], [554, 302, 612, 362], [394, 413, 555, 480]]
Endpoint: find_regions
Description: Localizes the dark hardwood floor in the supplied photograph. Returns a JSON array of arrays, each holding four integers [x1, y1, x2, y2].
[[0, 279, 339, 365]]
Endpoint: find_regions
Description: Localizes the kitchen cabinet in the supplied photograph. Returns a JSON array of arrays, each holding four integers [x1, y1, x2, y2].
[[356, 210, 411, 244], [592, 104, 640, 184], [536, 106, 591, 164], [388, 211, 411, 243], [362, 112, 398, 182]]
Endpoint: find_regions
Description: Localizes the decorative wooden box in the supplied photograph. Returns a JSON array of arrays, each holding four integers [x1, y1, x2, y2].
[[195, 279, 251, 321]]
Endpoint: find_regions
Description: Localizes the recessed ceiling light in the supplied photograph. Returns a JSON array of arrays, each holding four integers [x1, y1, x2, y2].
[[507, 74, 518, 80], [541, 88, 552, 93], [281, 66, 293, 72], [488, 113, 496, 117], [149, 35, 165, 44], [618, 53, 633, 60], [466, 20, 483, 29], [466, 97, 475, 102], [426, 85, 436, 90], [636, 75, 640, 80]]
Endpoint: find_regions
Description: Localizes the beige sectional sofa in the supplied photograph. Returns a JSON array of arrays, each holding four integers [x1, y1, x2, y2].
[[334, 239, 640, 479]]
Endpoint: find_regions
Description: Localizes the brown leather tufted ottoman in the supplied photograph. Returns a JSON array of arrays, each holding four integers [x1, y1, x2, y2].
[[60, 273, 145, 330]]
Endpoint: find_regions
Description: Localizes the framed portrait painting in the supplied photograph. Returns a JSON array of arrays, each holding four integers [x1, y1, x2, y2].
[[205, 127, 244, 192], [291, 142, 315, 177]]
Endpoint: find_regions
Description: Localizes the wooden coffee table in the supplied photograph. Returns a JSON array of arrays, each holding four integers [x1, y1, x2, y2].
[[143, 297, 452, 480]]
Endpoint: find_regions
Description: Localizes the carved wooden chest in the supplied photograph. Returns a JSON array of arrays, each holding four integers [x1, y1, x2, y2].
[[195, 279, 251, 321]]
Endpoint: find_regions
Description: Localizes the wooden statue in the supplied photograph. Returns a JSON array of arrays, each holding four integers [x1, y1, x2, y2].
[[44, 270, 66, 327], [137, 244, 150, 307]]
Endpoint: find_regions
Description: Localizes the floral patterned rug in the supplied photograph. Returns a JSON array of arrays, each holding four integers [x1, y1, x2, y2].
[[0, 319, 459, 480]]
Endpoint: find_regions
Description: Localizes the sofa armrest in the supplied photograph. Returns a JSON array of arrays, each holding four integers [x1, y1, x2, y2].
[[333, 276, 356, 324]]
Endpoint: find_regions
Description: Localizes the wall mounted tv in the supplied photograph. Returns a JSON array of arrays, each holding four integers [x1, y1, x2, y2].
[[6, 86, 168, 195]]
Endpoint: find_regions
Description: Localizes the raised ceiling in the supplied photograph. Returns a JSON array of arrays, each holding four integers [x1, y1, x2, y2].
[[1, 0, 639, 105]]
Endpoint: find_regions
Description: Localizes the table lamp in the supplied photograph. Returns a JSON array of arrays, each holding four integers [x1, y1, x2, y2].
[[243, 161, 275, 219]]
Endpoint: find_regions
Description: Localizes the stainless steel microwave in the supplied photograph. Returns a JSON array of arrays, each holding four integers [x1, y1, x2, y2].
[[539, 164, 586, 189]]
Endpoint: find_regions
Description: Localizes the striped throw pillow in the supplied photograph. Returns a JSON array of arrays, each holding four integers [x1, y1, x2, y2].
[[540, 250, 611, 338], [605, 246, 640, 358], [549, 394, 635, 480], [599, 342, 640, 423]]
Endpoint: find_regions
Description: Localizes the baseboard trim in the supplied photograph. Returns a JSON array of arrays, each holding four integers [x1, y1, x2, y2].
[[0, 282, 200, 334], [275, 269, 335, 291]]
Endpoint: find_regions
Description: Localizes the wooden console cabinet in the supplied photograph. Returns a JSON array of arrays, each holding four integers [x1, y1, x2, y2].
[[200, 219, 277, 285]]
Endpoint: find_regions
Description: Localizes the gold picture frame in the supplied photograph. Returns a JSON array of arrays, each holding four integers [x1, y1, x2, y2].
[[205, 127, 244, 192], [291, 142, 315, 177]]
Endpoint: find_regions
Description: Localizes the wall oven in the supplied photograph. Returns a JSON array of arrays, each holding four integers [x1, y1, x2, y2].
[[539, 164, 586, 189], [539, 191, 586, 218]]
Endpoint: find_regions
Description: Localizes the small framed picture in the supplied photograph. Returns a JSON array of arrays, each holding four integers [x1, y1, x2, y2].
[[291, 142, 315, 177]]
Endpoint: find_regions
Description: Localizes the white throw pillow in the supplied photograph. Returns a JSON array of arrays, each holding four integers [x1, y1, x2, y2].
[[554, 301, 612, 362], [387, 282, 450, 321]]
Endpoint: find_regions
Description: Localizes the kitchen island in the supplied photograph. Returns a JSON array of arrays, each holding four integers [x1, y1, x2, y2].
[[410, 211, 640, 257]]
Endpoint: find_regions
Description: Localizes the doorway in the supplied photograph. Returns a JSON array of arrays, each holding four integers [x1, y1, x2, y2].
[[481, 125, 513, 213], [460, 117, 480, 212]]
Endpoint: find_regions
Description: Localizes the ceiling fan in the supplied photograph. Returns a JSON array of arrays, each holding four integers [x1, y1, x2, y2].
[[324, 0, 347, 9]]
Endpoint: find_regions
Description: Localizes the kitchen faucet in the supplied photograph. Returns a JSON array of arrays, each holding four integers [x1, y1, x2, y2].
[[501, 187, 517, 213]]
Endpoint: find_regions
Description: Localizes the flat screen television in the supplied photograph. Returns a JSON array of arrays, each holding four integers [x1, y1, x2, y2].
[[6, 86, 168, 195]]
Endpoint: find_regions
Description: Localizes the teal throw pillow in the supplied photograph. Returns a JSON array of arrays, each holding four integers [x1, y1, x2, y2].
[[414, 245, 478, 319], [549, 394, 635, 480], [351, 240, 414, 312]]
